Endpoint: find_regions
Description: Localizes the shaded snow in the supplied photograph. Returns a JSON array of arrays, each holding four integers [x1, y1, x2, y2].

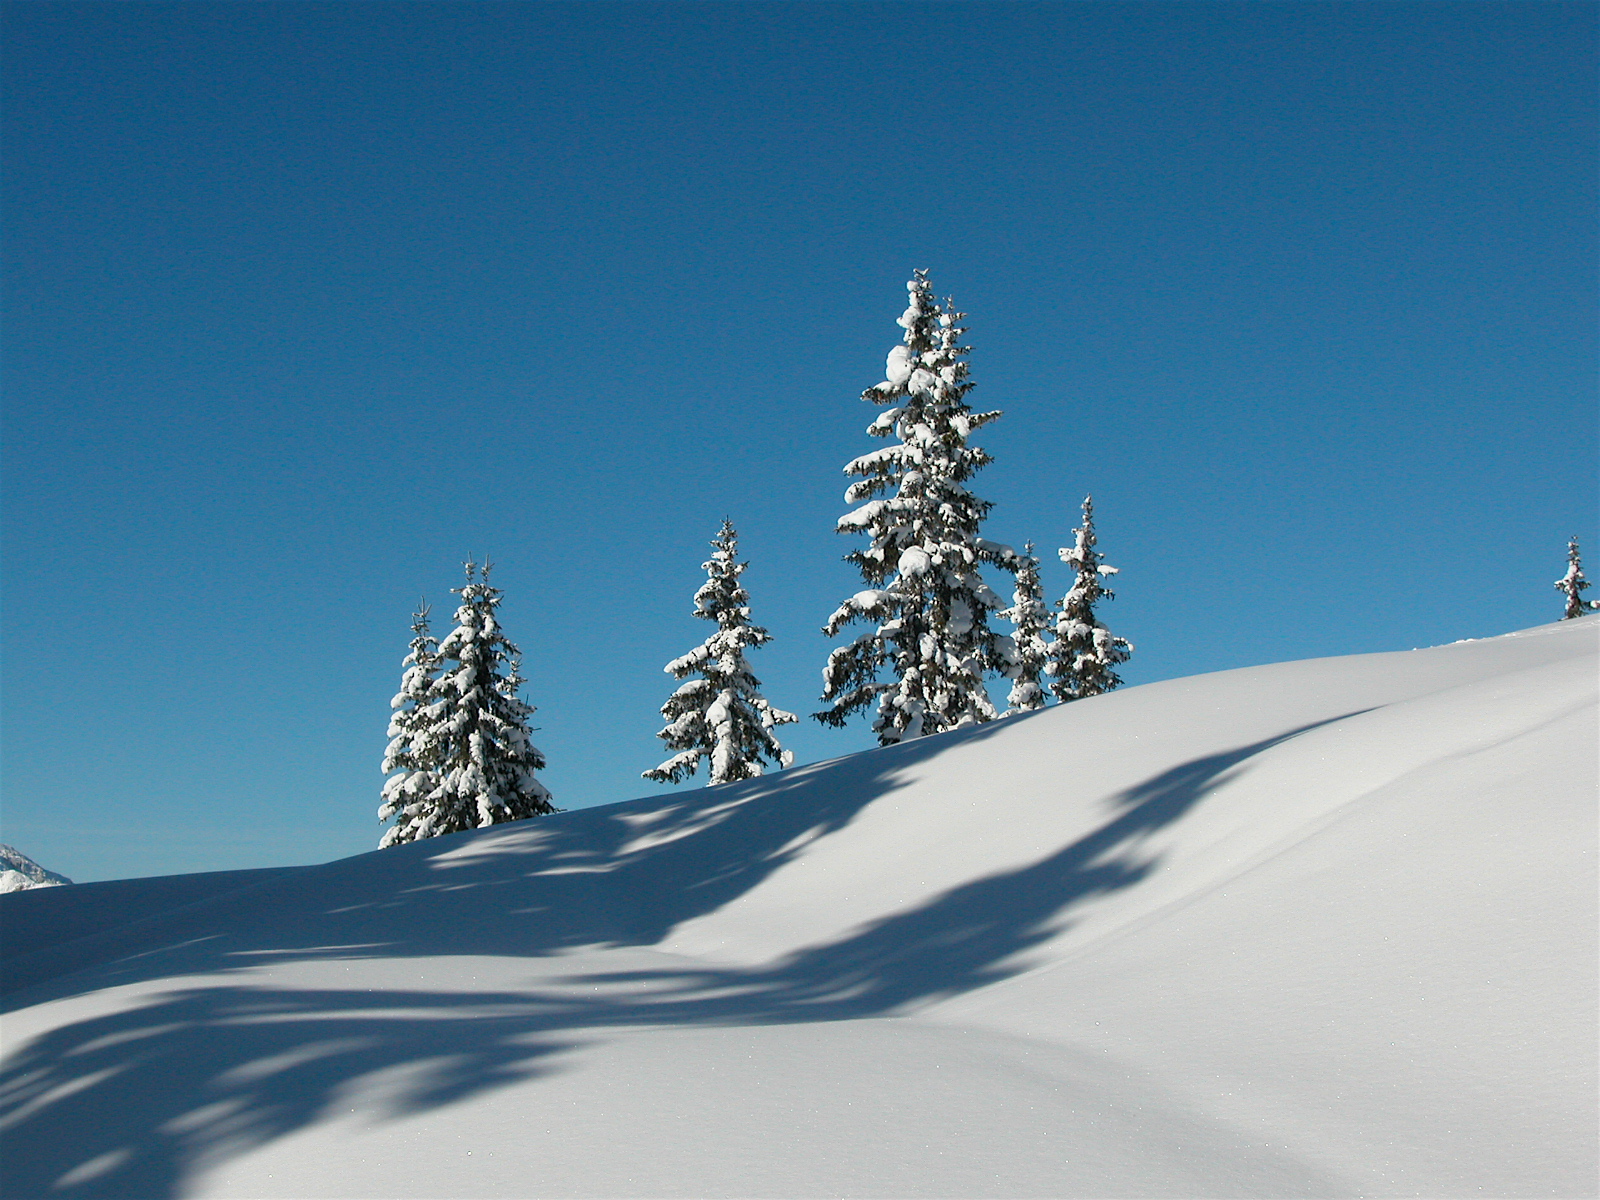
[[1, 620, 1595, 1198]]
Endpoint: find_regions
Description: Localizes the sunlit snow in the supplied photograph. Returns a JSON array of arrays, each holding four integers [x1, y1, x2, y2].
[[1, 619, 1594, 1198]]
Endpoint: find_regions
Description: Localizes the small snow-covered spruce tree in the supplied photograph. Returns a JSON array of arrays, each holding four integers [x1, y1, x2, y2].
[[381, 561, 555, 846], [1556, 536, 1599, 619], [817, 271, 1017, 744], [1001, 543, 1052, 713], [1046, 496, 1132, 702], [645, 520, 797, 785], [378, 600, 443, 847]]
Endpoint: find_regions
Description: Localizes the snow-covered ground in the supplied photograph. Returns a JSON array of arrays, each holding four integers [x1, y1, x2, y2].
[[2, 619, 1595, 1199]]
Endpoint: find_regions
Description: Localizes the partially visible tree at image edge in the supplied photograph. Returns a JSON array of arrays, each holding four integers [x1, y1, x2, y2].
[[1556, 536, 1599, 619]]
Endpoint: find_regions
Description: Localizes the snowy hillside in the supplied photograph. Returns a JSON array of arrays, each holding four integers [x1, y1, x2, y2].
[[2, 620, 1595, 1199]]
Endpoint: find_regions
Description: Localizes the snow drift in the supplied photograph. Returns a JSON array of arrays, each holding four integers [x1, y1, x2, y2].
[[2, 620, 1595, 1199]]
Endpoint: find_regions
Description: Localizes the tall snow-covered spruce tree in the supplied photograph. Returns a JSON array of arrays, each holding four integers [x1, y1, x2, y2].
[[645, 520, 797, 785], [378, 561, 555, 847], [1047, 496, 1132, 702], [1001, 543, 1052, 713], [817, 270, 1017, 743], [1556, 536, 1599, 619]]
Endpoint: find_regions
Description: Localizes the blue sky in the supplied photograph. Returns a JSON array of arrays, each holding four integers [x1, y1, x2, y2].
[[3, 1, 1594, 882]]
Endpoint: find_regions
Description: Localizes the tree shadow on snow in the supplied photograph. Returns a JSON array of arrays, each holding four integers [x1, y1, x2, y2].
[[0, 713, 1361, 1199]]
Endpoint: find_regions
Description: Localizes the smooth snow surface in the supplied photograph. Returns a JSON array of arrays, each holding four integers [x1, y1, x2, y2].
[[2, 620, 1595, 1199]]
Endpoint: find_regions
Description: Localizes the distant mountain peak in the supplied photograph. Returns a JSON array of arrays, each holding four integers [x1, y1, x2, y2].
[[0, 844, 72, 893]]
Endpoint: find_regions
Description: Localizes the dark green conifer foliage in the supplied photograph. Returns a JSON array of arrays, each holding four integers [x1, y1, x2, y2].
[[380, 562, 555, 846], [1556, 537, 1599, 620], [646, 520, 797, 785], [1046, 496, 1132, 702], [818, 271, 1017, 744]]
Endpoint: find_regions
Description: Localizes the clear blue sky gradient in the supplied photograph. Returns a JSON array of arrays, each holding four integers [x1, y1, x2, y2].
[[4, 2, 1595, 881]]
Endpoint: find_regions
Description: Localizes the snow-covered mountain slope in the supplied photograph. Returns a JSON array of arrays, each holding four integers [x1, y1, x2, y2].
[[2, 620, 1595, 1199], [0, 845, 72, 893]]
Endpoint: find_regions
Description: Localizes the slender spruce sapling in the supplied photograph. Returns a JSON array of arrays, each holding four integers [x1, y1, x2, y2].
[[1046, 496, 1132, 702], [646, 520, 797, 785], [1001, 543, 1052, 713], [1556, 536, 1599, 619]]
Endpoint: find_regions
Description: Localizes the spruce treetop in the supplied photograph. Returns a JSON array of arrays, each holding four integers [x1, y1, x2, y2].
[[692, 519, 757, 630], [840, 272, 1004, 584], [1059, 496, 1117, 609]]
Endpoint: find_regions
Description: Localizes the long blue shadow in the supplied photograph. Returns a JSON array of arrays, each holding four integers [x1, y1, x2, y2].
[[0, 713, 1359, 1199]]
